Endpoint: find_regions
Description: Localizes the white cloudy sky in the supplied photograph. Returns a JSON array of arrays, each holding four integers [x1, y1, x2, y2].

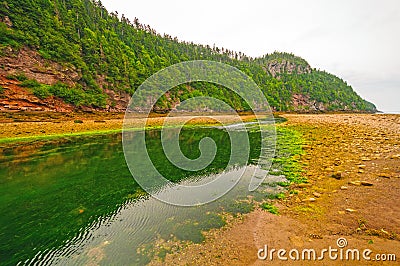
[[101, 0, 400, 113]]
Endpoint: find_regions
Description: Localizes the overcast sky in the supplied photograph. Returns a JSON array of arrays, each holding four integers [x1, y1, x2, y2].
[[102, 0, 400, 113]]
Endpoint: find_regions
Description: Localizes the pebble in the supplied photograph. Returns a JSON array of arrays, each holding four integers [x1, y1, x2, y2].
[[346, 208, 357, 213], [297, 183, 312, 188], [303, 198, 316, 202], [378, 173, 391, 178], [361, 181, 373, 186], [349, 181, 361, 186], [313, 192, 322, 198], [331, 172, 342, 180], [340, 186, 348, 190], [381, 229, 390, 235]]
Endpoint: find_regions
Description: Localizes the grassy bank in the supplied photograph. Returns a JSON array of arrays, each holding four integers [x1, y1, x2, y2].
[[258, 125, 306, 214]]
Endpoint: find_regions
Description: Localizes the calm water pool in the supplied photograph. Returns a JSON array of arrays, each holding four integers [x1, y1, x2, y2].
[[0, 125, 284, 265]]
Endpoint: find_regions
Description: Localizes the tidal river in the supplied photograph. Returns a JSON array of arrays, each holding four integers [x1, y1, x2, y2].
[[0, 125, 285, 265]]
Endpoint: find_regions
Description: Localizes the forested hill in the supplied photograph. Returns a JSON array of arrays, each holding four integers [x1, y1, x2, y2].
[[0, 0, 376, 113]]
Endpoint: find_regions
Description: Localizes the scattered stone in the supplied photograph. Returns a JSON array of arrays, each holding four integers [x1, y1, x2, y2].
[[361, 158, 371, 161], [349, 181, 361, 186], [358, 169, 364, 173], [331, 172, 342, 180], [346, 208, 357, 213], [340, 186, 348, 190], [303, 198, 316, 202], [313, 192, 322, 198], [378, 173, 391, 179], [297, 183, 312, 188], [309, 234, 322, 239], [390, 154, 400, 159], [361, 181, 373, 186], [358, 165, 366, 169]]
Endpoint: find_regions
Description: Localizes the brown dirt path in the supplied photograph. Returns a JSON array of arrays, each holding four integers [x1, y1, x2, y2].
[[153, 114, 400, 265]]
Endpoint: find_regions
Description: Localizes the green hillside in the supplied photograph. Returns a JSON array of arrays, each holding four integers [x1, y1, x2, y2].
[[0, 0, 376, 112]]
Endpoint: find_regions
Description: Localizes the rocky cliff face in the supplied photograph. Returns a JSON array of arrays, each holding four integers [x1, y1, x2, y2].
[[0, 47, 80, 86], [291, 93, 326, 111], [0, 47, 131, 112], [103, 88, 131, 112], [0, 75, 75, 112], [263, 59, 312, 77], [0, 47, 80, 112]]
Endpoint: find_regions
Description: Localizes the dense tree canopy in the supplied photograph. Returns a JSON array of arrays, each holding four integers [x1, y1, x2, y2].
[[0, 0, 376, 112]]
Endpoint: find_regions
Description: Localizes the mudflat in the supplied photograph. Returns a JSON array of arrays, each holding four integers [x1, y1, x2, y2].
[[153, 114, 400, 265], [0, 112, 257, 141], [1, 113, 399, 265]]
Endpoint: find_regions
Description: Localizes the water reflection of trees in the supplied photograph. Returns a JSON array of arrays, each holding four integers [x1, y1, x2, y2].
[[0, 128, 261, 265]]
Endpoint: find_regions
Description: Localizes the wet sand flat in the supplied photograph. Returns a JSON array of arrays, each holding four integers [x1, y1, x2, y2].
[[155, 114, 400, 265], [0, 113, 257, 141]]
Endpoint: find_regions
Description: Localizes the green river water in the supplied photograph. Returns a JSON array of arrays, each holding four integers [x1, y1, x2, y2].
[[0, 125, 288, 265]]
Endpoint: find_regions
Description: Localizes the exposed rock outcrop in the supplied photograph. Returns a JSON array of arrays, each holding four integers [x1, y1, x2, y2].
[[264, 59, 312, 77], [291, 93, 326, 111], [1, 16, 13, 28], [0, 47, 135, 112], [0, 76, 75, 112], [103, 88, 131, 112], [0, 47, 81, 86]]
